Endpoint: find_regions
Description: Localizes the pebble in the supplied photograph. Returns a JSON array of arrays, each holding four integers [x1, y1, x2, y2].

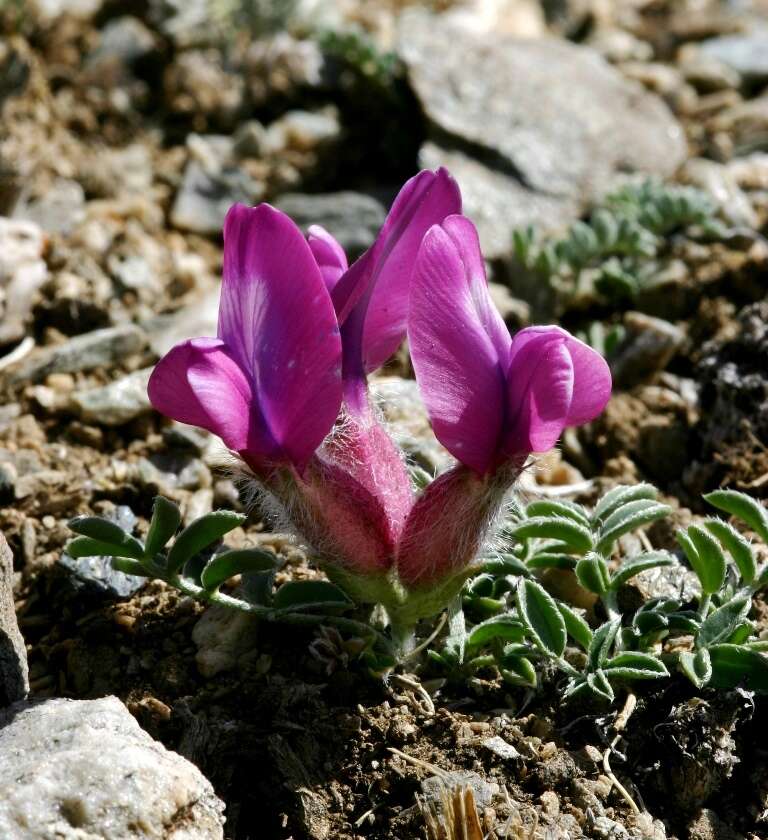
[[610, 312, 686, 388], [680, 157, 757, 227], [274, 191, 386, 259], [14, 178, 86, 236], [0, 533, 28, 706], [171, 135, 264, 236], [0, 696, 225, 839], [192, 604, 260, 677], [699, 31, 768, 86], [0, 218, 48, 347], [71, 367, 153, 426], [400, 10, 687, 258], [7, 325, 147, 385], [482, 735, 521, 761]]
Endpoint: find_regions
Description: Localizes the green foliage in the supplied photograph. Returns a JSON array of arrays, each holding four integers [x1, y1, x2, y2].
[[440, 485, 768, 705], [64, 488, 768, 704], [511, 179, 728, 306], [64, 497, 362, 630], [208, 0, 299, 38], [317, 29, 401, 101]]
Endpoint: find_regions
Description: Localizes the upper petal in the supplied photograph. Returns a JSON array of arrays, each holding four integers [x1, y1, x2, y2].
[[504, 329, 575, 456], [331, 168, 462, 376], [219, 203, 343, 469], [408, 222, 507, 475], [147, 337, 277, 463], [307, 225, 348, 292]]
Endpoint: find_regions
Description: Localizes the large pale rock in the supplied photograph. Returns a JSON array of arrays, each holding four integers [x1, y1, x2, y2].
[[274, 191, 386, 259], [0, 696, 225, 839], [399, 12, 687, 257], [0, 534, 27, 706]]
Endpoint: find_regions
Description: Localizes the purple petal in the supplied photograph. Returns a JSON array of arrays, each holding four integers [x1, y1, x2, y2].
[[504, 329, 575, 455], [441, 215, 511, 366], [331, 168, 462, 380], [307, 225, 348, 292], [408, 222, 508, 475], [148, 338, 277, 462], [219, 203, 342, 469], [563, 334, 612, 424]]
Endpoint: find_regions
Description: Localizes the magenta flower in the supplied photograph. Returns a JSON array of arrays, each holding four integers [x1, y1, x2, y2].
[[146, 172, 611, 633], [407, 215, 611, 475], [148, 169, 459, 478], [395, 215, 611, 587], [148, 203, 343, 475]]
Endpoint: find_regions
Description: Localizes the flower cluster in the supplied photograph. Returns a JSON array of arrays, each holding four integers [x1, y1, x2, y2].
[[148, 169, 611, 640]]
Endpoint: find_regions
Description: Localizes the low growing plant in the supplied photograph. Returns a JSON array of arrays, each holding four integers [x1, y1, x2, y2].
[[431, 485, 768, 703], [512, 179, 727, 305], [66, 168, 611, 666]]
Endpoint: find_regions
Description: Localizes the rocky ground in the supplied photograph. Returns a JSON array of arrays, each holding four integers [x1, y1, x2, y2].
[[1, 0, 768, 838]]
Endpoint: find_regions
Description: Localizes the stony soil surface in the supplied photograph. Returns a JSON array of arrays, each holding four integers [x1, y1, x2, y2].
[[2, 1, 768, 838]]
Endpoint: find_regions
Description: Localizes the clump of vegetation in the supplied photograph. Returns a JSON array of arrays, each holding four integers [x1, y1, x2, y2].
[[512, 179, 728, 304], [432, 486, 768, 703], [68, 485, 768, 705], [208, 0, 300, 37]]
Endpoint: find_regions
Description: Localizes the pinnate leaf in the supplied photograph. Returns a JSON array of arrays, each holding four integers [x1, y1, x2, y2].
[[705, 490, 768, 544], [703, 518, 756, 584], [506, 517, 593, 554]]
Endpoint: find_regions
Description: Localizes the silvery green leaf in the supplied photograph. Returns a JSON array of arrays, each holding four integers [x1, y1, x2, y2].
[[588, 619, 621, 670], [708, 644, 768, 692], [557, 602, 593, 651], [466, 615, 526, 652], [506, 517, 592, 554], [201, 548, 279, 593], [526, 553, 578, 571], [445, 597, 467, 664], [144, 496, 182, 557], [500, 656, 537, 688], [516, 579, 567, 658], [679, 525, 727, 597], [575, 553, 611, 595], [696, 595, 751, 649], [592, 484, 658, 525], [587, 669, 615, 702], [166, 510, 246, 575], [596, 500, 671, 555], [679, 648, 712, 689], [603, 651, 668, 680], [609, 551, 675, 590], [67, 518, 145, 559], [66, 535, 145, 561], [272, 580, 352, 612], [483, 554, 530, 578], [525, 499, 590, 527], [703, 518, 757, 584], [704, 490, 768, 544]]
